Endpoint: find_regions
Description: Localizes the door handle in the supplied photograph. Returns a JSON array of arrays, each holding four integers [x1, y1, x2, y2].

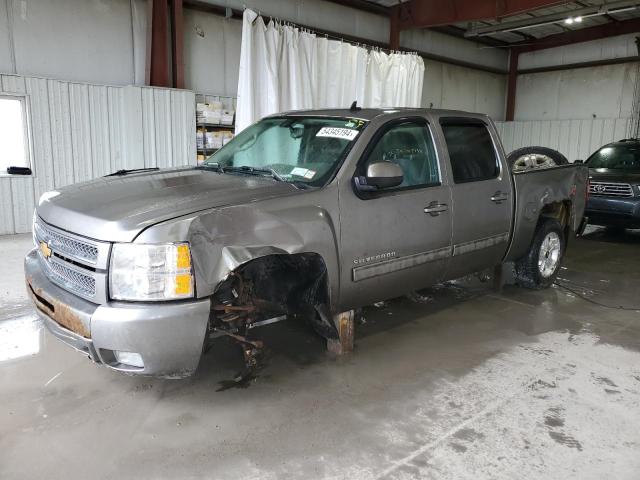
[[491, 191, 509, 203], [424, 201, 448, 216]]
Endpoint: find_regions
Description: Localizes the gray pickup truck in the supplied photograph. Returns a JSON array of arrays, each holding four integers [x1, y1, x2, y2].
[[25, 108, 588, 378]]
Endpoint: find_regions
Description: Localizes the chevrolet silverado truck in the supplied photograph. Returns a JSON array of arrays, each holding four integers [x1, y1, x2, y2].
[[25, 108, 588, 378]]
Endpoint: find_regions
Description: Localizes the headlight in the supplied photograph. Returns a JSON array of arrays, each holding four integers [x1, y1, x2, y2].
[[109, 243, 194, 301]]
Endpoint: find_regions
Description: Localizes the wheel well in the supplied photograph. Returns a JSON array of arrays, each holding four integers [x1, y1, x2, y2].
[[540, 200, 572, 243], [230, 253, 330, 312], [210, 253, 337, 338]]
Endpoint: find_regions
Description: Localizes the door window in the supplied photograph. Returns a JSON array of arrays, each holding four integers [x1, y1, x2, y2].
[[441, 122, 499, 183], [363, 122, 440, 189]]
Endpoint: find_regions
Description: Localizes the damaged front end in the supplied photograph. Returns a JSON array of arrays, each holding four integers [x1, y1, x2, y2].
[[208, 253, 339, 368]]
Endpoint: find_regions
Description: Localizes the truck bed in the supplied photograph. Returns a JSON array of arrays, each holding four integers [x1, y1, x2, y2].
[[505, 164, 589, 262]]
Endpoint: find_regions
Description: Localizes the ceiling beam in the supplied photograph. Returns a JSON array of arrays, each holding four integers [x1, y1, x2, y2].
[[323, 0, 389, 16], [429, 25, 510, 48], [467, 0, 640, 37], [397, 0, 567, 30], [512, 16, 640, 52]]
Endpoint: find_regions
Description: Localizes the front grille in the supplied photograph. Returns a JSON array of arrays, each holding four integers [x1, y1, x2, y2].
[[34, 218, 109, 303], [42, 257, 97, 297], [35, 221, 99, 264], [589, 182, 634, 197]]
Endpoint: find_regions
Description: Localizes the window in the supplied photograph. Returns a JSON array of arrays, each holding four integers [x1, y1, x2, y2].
[[0, 96, 30, 175], [441, 122, 499, 183], [586, 144, 640, 172], [362, 122, 440, 189]]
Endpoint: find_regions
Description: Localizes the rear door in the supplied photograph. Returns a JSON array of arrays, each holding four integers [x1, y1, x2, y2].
[[438, 118, 513, 279], [338, 117, 452, 310]]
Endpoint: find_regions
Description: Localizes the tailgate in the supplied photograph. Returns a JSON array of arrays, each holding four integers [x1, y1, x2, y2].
[[504, 164, 589, 262]]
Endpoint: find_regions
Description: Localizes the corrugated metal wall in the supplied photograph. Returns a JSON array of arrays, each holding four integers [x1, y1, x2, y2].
[[0, 74, 196, 235], [495, 117, 631, 162]]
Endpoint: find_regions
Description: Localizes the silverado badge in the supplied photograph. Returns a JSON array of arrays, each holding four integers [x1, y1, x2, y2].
[[39, 241, 52, 259]]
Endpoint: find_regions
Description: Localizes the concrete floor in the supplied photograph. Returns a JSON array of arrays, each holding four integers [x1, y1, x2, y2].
[[1, 229, 640, 480]]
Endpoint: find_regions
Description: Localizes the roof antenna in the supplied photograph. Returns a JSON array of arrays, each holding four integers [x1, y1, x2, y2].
[[350, 101, 361, 112]]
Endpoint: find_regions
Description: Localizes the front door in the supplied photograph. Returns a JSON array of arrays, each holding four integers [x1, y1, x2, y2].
[[338, 117, 452, 310], [438, 118, 513, 279]]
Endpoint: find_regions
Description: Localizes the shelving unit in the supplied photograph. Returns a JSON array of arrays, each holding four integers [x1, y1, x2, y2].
[[195, 94, 237, 163]]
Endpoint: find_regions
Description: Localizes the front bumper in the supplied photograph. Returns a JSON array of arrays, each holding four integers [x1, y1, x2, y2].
[[586, 196, 640, 229], [25, 249, 211, 378]]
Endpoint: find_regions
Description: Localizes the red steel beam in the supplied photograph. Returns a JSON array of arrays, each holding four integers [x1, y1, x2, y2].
[[505, 49, 519, 121], [171, 0, 185, 89], [513, 17, 640, 53], [389, 5, 400, 49], [397, 0, 568, 29], [148, 0, 171, 87]]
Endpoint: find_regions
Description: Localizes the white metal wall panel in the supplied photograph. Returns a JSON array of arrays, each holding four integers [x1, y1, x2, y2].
[[69, 83, 94, 183], [0, 74, 196, 235], [48, 79, 75, 187], [107, 86, 125, 172], [141, 88, 158, 169], [496, 117, 631, 161], [122, 86, 145, 171], [88, 85, 112, 178]]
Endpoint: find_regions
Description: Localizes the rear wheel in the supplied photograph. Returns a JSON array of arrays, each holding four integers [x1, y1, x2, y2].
[[508, 146, 568, 172], [515, 219, 565, 289]]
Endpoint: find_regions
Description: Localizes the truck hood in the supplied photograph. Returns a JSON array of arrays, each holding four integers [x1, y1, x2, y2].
[[588, 168, 640, 184], [36, 167, 301, 242]]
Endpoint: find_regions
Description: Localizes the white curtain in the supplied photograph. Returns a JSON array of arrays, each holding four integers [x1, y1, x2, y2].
[[236, 9, 425, 132]]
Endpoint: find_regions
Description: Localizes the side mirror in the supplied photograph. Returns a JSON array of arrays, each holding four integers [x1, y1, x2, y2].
[[574, 159, 584, 164], [355, 162, 403, 191]]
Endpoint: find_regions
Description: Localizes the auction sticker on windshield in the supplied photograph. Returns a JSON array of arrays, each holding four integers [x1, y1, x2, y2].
[[316, 127, 359, 141]]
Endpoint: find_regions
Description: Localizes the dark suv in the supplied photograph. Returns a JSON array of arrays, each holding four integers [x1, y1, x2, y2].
[[584, 139, 640, 229]]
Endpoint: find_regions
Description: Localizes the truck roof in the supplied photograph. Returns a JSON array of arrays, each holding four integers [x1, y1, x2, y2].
[[276, 107, 490, 122]]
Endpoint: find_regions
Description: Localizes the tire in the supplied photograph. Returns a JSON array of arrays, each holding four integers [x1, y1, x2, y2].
[[508, 146, 568, 172], [515, 219, 565, 289]]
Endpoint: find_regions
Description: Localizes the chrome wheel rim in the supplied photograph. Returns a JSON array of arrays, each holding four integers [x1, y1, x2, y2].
[[538, 232, 561, 278], [513, 154, 556, 171]]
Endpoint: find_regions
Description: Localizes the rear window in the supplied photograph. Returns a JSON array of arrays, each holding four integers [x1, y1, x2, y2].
[[586, 144, 640, 172], [441, 122, 499, 183]]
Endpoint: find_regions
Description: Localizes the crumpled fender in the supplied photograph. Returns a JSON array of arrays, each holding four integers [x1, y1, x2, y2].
[[505, 165, 588, 262], [135, 198, 341, 310]]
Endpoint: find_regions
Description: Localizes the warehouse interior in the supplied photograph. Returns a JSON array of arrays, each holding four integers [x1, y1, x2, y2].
[[1, 1, 640, 479]]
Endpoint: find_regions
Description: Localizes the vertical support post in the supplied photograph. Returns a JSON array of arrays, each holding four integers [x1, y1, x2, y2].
[[327, 310, 355, 355], [389, 5, 400, 50], [148, 0, 171, 87], [170, 0, 185, 89], [506, 48, 519, 121]]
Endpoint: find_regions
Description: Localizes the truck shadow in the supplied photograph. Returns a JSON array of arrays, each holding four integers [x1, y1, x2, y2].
[[196, 276, 587, 391], [197, 280, 491, 389]]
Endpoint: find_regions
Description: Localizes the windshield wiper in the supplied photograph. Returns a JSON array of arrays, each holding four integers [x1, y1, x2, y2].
[[200, 164, 309, 188], [105, 167, 159, 177], [224, 165, 285, 182]]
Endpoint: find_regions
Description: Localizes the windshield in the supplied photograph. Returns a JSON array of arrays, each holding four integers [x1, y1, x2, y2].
[[203, 116, 366, 186], [586, 144, 640, 172]]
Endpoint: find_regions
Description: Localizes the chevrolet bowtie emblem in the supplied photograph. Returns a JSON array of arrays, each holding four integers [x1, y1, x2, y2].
[[39, 241, 52, 259]]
